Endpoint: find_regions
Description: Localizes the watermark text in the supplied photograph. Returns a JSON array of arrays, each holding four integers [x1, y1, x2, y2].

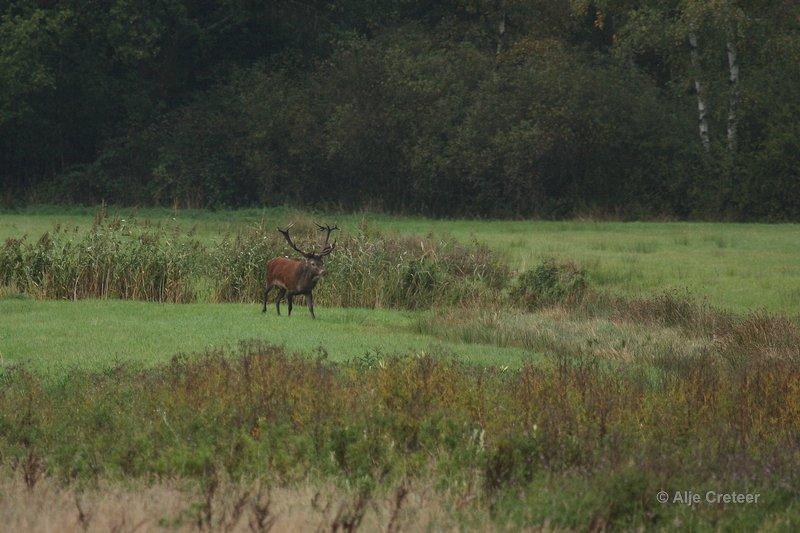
[[656, 490, 760, 506]]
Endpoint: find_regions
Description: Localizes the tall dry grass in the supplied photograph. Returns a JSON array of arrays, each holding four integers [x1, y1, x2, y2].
[[1, 215, 510, 309]]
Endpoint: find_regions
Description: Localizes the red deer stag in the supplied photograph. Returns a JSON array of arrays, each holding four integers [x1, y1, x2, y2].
[[262, 223, 338, 318]]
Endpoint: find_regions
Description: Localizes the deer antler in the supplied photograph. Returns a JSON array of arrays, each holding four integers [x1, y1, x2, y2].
[[277, 223, 312, 257], [315, 222, 339, 256]]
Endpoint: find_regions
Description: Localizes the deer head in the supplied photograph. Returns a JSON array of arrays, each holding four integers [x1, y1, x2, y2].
[[277, 222, 339, 273]]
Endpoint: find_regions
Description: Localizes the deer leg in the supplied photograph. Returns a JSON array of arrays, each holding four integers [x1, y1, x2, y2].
[[307, 293, 316, 319], [262, 284, 273, 313], [287, 294, 294, 316], [275, 288, 286, 316]]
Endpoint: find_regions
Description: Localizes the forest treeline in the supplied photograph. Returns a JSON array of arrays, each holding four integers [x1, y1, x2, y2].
[[2, 1, 799, 219]]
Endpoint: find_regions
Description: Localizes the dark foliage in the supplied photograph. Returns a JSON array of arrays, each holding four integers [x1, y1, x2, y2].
[[2, 1, 799, 219]]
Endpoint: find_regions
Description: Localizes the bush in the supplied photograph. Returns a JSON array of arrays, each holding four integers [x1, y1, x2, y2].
[[510, 259, 588, 310]]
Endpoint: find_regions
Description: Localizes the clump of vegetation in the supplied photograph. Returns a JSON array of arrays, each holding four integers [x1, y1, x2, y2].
[[0, 216, 511, 310], [510, 259, 588, 310], [209, 218, 511, 309], [0, 340, 798, 529], [413, 306, 714, 364], [0, 218, 201, 302], [716, 312, 800, 362], [609, 290, 735, 336]]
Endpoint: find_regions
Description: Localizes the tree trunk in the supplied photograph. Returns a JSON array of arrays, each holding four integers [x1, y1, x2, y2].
[[688, 32, 711, 152], [726, 39, 739, 153], [496, 1, 507, 56]]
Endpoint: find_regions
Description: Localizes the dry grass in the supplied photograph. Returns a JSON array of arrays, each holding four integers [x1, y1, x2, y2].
[[716, 312, 800, 361], [607, 290, 736, 337], [416, 290, 800, 373], [0, 473, 492, 532], [413, 305, 713, 363]]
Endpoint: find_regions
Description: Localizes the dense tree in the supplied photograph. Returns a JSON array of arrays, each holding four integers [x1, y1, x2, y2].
[[1, 0, 798, 219]]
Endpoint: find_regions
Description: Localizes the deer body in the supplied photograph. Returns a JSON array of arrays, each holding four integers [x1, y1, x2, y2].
[[262, 223, 338, 319]]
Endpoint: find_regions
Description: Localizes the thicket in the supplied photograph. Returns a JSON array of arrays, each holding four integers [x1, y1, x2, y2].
[[1, 338, 797, 529], [3, 1, 799, 220]]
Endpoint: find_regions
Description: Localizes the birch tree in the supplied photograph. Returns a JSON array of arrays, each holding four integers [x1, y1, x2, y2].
[[722, 6, 745, 155], [726, 38, 739, 153], [688, 29, 712, 152]]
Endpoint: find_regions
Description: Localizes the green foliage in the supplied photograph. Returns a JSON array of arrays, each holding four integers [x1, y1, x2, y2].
[[0, 217, 201, 302], [510, 259, 588, 309]]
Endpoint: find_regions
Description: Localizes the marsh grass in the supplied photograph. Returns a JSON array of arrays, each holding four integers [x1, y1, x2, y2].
[[1, 341, 798, 529], [607, 289, 736, 337], [211, 217, 509, 309], [412, 306, 713, 364], [1, 219, 201, 302], [1, 215, 510, 310], [415, 290, 798, 370]]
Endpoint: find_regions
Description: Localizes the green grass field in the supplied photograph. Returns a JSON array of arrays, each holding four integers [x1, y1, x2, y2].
[[2, 206, 797, 374], [2, 206, 798, 314], [0, 298, 528, 374]]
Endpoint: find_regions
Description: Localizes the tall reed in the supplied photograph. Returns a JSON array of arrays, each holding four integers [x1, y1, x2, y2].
[[1, 218, 201, 302], [1, 216, 511, 309]]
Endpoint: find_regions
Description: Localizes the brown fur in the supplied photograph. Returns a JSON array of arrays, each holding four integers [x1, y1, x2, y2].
[[263, 223, 338, 319], [263, 257, 325, 318]]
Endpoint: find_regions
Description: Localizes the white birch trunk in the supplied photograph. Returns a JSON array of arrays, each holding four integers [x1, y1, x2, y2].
[[726, 39, 739, 153], [496, 1, 507, 56], [688, 32, 711, 152]]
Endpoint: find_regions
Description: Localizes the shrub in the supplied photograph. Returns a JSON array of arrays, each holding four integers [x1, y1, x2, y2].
[[510, 259, 588, 310]]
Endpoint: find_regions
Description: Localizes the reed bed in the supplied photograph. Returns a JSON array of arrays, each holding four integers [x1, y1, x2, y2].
[[1, 216, 510, 309], [0, 221, 201, 302]]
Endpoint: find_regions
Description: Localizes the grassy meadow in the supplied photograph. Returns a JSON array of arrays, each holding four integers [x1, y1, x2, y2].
[[2, 205, 799, 313], [1, 205, 799, 530], [0, 299, 527, 375]]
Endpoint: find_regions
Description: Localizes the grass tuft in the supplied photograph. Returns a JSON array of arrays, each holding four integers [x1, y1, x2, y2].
[[510, 259, 587, 310]]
